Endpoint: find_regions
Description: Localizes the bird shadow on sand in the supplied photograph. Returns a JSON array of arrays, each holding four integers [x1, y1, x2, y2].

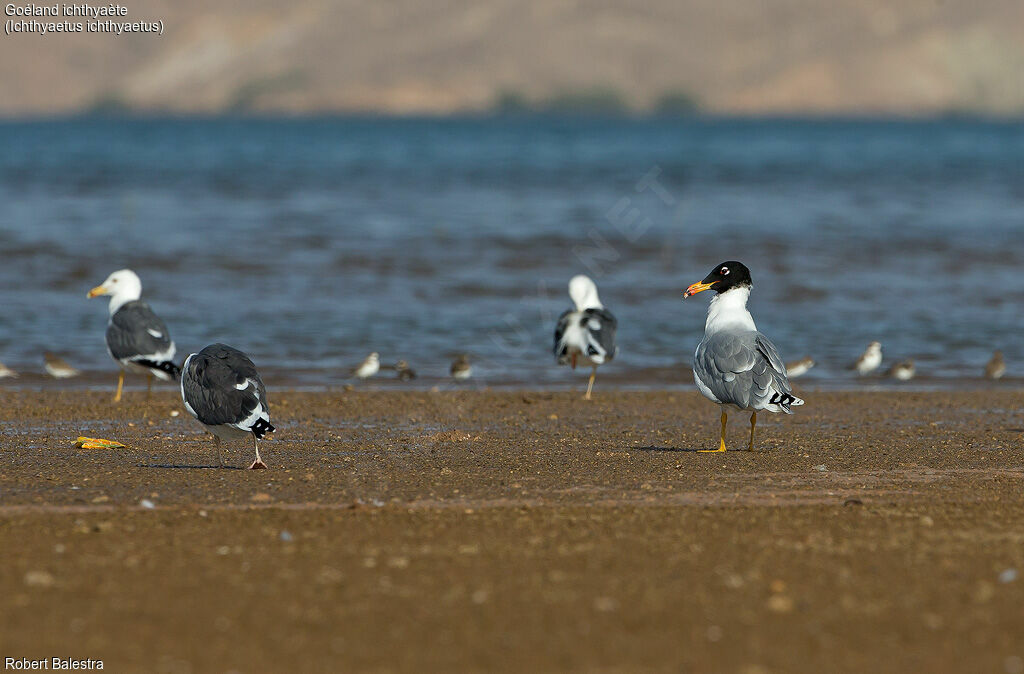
[[634, 446, 706, 453], [138, 463, 245, 470]]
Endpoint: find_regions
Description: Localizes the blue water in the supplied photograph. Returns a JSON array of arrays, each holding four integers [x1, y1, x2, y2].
[[1, 116, 1022, 387]]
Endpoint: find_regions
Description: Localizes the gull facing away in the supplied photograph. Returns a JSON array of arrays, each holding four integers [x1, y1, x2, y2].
[[181, 344, 275, 469], [450, 354, 472, 382], [852, 341, 883, 376], [88, 269, 180, 401], [352, 352, 380, 379], [554, 275, 618, 400], [683, 261, 803, 452], [44, 352, 79, 379], [985, 350, 1005, 380]]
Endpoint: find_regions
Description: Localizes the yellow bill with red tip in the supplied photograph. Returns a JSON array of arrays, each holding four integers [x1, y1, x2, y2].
[[683, 280, 716, 298], [87, 285, 106, 298]]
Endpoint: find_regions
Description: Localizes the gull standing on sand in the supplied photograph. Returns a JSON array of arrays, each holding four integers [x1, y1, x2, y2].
[[88, 269, 179, 401], [852, 341, 883, 375], [450, 354, 472, 381], [352, 352, 380, 379], [180, 343, 275, 469], [554, 275, 617, 400], [683, 261, 803, 452], [985, 350, 1005, 380], [43, 352, 79, 379]]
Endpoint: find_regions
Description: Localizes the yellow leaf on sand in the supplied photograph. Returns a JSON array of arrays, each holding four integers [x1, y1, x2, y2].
[[74, 436, 127, 450]]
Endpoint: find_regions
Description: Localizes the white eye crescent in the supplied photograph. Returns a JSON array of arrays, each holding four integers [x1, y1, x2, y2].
[[720, 267, 730, 275]]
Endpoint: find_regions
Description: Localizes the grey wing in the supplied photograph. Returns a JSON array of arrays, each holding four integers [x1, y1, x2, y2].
[[694, 331, 795, 412], [182, 344, 268, 427], [582, 308, 617, 363], [754, 333, 792, 390], [553, 309, 573, 363], [106, 301, 174, 361]]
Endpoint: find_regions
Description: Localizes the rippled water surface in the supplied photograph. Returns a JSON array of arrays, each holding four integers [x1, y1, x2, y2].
[[1, 117, 1022, 387]]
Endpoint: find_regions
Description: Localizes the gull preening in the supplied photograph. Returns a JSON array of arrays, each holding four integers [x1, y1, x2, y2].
[[985, 350, 1005, 380], [852, 341, 883, 376], [88, 269, 180, 401], [684, 261, 803, 452], [450, 354, 472, 381], [181, 343, 275, 469], [44, 352, 79, 379], [785, 356, 815, 379], [352, 352, 380, 379], [554, 275, 617, 400]]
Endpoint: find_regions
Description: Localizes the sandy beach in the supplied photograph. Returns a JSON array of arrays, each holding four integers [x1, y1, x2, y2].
[[1, 388, 1023, 672]]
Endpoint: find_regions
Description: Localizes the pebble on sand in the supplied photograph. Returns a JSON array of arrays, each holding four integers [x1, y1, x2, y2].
[[24, 570, 55, 587]]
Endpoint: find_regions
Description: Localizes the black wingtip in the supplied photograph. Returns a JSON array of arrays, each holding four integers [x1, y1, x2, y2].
[[135, 358, 182, 381], [250, 417, 275, 439]]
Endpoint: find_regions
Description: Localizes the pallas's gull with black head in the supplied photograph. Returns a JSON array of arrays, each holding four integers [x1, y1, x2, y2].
[[554, 275, 617, 400], [683, 261, 803, 452], [181, 343, 275, 469], [87, 269, 179, 401]]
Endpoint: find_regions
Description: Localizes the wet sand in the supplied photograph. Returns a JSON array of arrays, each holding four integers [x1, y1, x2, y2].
[[1, 388, 1023, 672]]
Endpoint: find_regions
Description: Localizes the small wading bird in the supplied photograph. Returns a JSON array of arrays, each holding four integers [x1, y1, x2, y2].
[[352, 352, 380, 379], [450, 354, 472, 382], [985, 350, 1005, 380], [88, 269, 179, 401], [852, 341, 883, 376], [683, 261, 803, 452], [785, 356, 815, 379], [395, 359, 417, 381], [888, 359, 916, 381], [180, 343, 275, 469], [43, 352, 79, 379], [0, 362, 18, 378], [554, 275, 617, 400]]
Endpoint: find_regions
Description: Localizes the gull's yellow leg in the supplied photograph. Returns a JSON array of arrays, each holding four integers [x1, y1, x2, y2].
[[748, 411, 757, 451], [113, 370, 124, 403], [584, 367, 596, 400], [700, 410, 728, 452]]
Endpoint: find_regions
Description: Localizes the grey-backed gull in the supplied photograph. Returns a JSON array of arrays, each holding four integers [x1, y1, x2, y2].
[[180, 343, 275, 469], [683, 261, 803, 452], [553, 275, 617, 400], [88, 269, 179, 401]]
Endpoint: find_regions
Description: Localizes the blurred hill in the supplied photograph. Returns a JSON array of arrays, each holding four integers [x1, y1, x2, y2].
[[2, 0, 1023, 116]]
